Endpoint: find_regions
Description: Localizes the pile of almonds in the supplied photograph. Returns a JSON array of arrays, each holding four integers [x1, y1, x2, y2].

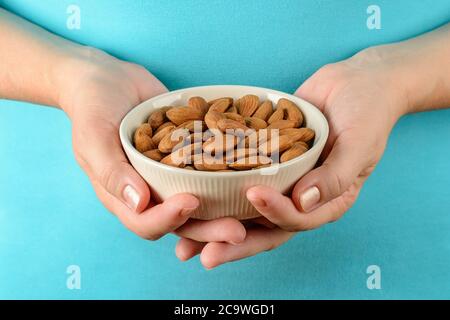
[[133, 95, 315, 171]]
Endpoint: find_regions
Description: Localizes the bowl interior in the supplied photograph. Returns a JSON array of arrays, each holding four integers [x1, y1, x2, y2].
[[120, 85, 329, 174]]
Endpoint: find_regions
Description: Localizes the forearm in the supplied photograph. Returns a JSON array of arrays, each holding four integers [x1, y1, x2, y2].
[[349, 23, 450, 115], [0, 8, 87, 107]]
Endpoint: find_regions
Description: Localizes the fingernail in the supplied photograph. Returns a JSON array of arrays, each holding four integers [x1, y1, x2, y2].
[[123, 185, 140, 211], [299, 186, 320, 212]]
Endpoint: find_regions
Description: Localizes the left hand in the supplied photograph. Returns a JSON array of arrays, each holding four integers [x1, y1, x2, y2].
[[175, 47, 408, 269]]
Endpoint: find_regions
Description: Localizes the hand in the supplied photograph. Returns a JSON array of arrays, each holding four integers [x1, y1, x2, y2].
[[175, 47, 408, 268], [59, 48, 247, 242]]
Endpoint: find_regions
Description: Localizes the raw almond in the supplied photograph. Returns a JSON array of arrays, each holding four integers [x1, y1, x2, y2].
[[152, 126, 175, 145], [176, 120, 206, 132], [228, 155, 272, 170], [134, 132, 155, 153], [203, 133, 239, 155], [267, 107, 285, 124], [208, 97, 233, 107], [253, 100, 273, 121], [194, 154, 228, 171], [166, 106, 204, 125], [158, 128, 191, 153], [279, 128, 315, 143], [280, 142, 309, 162], [267, 119, 297, 130], [226, 105, 238, 113], [204, 110, 226, 130], [161, 142, 202, 167], [245, 117, 267, 130], [148, 106, 171, 130], [209, 98, 231, 113], [258, 134, 294, 155], [154, 121, 175, 135], [188, 96, 209, 115], [143, 149, 164, 161], [237, 94, 259, 117], [217, 118, 250, 133], [224, 112, 246, 125], [277, 98, 303, 127]]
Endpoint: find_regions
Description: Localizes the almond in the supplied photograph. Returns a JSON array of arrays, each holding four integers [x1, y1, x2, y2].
[[166, 106, 204, 125], [226, 147, 258, 163], [258, 134, 294, 155], [134, 125, 155, 152], [237, 94, 259, 117], [280, 142, 309, 162], [188, 96, 209, 115], [209, 98, 231, 113], [267, 119, 297, 130], [152, 126, 175, 145], [194, 154, 228, 171], [203, 133, 239, 155], [154, 121, 175, 134], [245, 117, 267, 130], [224, 112, 246, 125], [226, 105, 238, 113], [208, 97, 233, 107], [253, 100, 273, 121], [176, 120, 206, 132], [279, 128, 315, 143], [217, 118, 250, 133], [148, 106, 171, 130], [228, 155, 272, 170], [158, 128, 191, 153], [143, 149, 164, 161], [267, 107, 285, 124], [277, 98, 303, 127], [161, 142, 202, 168], [204, 110, 226, 130]]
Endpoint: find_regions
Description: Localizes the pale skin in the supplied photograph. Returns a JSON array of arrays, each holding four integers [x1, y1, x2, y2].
[[1, 9, 449, 269]]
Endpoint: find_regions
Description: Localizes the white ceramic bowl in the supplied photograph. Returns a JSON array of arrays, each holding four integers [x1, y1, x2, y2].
[[120, 85, 328, 220]]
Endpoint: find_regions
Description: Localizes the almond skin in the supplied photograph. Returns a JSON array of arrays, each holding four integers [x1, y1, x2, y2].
[[209, 98, 231, 113], [166, 106, 204, 125], [245, 117, 267, 130], [188, 96, 209, 115], [228, 155, 272, 170], [152, 126, 175, 145], [193, 154, 228, 171], [161, 142, 202, 167], [279, 128, 315, 143], [176, 120, 206, 132], [217, 118, 250, 133], [224, 112, 246, 125], [154, 121, 175, 134], [208, 97, 233, 107], [267, 119, 297, 130], [134, 131, 155, 153], [203, 133, 239, 155], [280, 141, 309, 163], [148, 106, 171, 130], [267, 107, 285, 124], [143, 149, 164, 161], [237, 94, 259, 117], [253, 100, 273, 121], [158, 128, 191, 153], [258, 134, 294, 155], [277, 98, 303, 127], [204, 110, 226, 130]]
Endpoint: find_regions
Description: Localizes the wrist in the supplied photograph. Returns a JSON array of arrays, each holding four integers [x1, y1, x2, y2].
[[344, 45, 411, 121]]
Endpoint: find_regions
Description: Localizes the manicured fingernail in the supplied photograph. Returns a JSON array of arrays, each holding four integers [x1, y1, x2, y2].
[[123, 185, 140, 211], [299, 186, 320, 212]]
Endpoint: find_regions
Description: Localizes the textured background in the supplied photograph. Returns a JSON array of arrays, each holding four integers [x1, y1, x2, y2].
[[0, 0, 449, 299]]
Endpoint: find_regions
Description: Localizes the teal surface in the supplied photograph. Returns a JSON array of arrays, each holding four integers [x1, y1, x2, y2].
[[0, 0, 449, 299]]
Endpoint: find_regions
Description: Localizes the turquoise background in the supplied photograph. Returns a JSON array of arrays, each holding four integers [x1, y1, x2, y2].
[[0, 0, 449, 299]]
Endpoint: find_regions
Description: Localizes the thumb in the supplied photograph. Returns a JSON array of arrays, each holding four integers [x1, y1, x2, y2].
[[73, 121, 150, 213], [291, 133, 370, 212]]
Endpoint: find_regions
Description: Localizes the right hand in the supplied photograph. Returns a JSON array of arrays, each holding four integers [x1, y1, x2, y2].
[[58, 47, 246, 243]]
